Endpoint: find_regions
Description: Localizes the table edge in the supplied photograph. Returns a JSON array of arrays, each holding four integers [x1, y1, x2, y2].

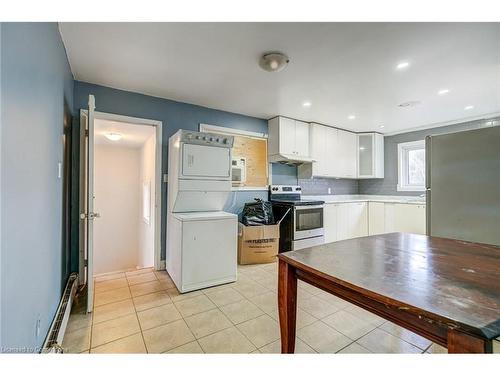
[[277, 253, 498, 340]]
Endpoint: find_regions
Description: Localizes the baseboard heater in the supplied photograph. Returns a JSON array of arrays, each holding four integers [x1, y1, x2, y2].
[[41, 273, 79, 353]]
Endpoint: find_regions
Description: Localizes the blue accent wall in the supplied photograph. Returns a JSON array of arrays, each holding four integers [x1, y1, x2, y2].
[[73, 81, 269, 260], [0, 23, 74, 352]]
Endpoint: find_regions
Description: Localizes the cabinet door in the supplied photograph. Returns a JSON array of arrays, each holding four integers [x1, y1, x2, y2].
[[279, 117, 296, 155], [416, 205, 427, 235], [384, 203, 396, 233], [294, 120, 310, 157], [350, 202, 368, 238], [358, 134, 374, 177], [368, 202, 385, 235], [323, 204, 338, 244], [325, 127, 338, 177], [336, 204, 350, 241], [337, 130, 358, 178], [394, 204, 426, 234], [310, 124, 326, 176]]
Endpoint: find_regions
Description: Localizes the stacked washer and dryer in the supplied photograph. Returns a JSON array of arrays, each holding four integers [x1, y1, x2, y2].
[[166, 130, 238, 293]]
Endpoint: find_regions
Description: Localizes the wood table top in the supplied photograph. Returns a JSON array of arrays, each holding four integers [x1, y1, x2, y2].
[[278, 233, 500, 340]]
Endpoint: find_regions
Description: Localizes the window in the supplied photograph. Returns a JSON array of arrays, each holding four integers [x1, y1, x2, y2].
[[397, 140, 426, 191]]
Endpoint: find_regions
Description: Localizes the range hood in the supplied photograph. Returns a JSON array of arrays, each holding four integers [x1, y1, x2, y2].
[[268, 153, 316, 165]]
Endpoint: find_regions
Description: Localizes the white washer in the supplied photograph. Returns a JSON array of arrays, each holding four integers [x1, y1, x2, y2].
[[167, 211, 237, 293]]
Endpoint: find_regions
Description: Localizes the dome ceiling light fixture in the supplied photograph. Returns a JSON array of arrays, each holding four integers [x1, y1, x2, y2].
[[259, 52, 290, 73]]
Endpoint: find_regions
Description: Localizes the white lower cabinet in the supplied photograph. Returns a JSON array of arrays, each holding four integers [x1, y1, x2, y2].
[[393, 203, 426, 235], [369, 202, 426, 236], [325, 201, 426, 244], [368, 202, 385, 235], [323, 203, 338, 243], [324, 202, 368, 244]]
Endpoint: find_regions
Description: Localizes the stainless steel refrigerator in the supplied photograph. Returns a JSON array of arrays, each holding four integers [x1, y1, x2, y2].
[[426, 125, 500, 246]]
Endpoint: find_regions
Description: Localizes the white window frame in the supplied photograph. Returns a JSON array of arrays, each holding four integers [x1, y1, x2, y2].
[[397, 140, 426, 192]]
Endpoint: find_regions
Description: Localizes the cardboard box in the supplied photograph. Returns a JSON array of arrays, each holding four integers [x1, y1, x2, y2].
[[238, 222, 280, 265]]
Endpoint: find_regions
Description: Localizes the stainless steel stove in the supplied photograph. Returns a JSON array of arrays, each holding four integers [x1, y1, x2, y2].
[[269, 185, 325, 252]]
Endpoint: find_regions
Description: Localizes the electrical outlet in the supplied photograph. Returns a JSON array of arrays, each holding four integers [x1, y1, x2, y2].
[[58, 162, 62, 179], [328, 187, 332, 194]]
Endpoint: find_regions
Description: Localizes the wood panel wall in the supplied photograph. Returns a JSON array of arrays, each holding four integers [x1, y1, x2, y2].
[[231, 135, 268, 187]]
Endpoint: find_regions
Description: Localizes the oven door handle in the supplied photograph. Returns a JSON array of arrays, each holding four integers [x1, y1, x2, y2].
[[294, 205, 324, 211]]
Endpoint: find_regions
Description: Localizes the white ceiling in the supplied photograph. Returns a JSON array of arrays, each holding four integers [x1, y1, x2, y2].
[[95, 119, 155, 147], [60, 23, 500, 134]]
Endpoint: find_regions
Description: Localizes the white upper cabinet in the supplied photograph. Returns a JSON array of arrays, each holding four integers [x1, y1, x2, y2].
[[298, 123, 358, 179], [277, 117, 296, 155], [294, 120, 310, 157], [268, 116, 310, 161], [303, 123, 328, 176], [357, 133, 384, 179], [336, 130, 358, 178]]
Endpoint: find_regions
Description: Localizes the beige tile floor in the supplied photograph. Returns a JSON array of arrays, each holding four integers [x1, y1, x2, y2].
[[63, 263, 455, 354]]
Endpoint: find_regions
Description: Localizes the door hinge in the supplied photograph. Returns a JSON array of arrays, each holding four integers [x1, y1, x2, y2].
[[85, 129, 89, 137]]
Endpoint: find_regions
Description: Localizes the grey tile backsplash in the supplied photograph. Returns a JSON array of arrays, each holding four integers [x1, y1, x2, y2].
[[299, 177, 359, 195]]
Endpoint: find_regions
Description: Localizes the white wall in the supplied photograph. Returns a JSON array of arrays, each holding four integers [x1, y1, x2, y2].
[[94, 145, 141, 274], [138, 134, 155, 269]]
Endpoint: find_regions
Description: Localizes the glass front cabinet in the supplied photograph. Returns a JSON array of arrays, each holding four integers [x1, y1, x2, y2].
[[357, 133, 384, 179]]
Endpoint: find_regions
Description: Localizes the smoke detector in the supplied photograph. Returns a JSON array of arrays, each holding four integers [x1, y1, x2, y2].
[[259, 52, 290, 72], [398, 100, 422, 108]]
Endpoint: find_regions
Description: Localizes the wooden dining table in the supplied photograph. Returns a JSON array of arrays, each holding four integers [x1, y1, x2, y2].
[[277, 233, 500, 353]]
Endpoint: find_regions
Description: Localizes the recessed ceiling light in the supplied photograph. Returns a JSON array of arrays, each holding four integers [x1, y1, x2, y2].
[[438, 89, 450, 95], [302, 101, 312, 107], [464, 105, 474, 110], [396, 61, 410, 70], [105, 133, 122, 141], [348, 115, 356, 120], [380, 125, 385, 129], [398, 100, 421, 108]]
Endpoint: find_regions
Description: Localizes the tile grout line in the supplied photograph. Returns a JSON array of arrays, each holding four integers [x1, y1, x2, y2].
[[152, 270, 205, 354], [132, 272, 153, 354], [91, 276, 143, 352]]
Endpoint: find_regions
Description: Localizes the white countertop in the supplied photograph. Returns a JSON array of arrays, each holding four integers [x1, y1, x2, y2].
[[302, 194, 426, 205]]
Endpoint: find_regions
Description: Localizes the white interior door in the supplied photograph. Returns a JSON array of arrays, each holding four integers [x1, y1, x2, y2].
[[79, 95, 96, 313], [86, 95, 96, 313]]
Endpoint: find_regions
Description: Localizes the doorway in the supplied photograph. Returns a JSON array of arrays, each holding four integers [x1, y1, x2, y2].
[[93, 118, 157, 275], [79, 102, 162, 312]]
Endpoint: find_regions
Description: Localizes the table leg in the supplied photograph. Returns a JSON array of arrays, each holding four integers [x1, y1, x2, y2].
[[278, 259, 297, 354], [447, 330, 493, 353]]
